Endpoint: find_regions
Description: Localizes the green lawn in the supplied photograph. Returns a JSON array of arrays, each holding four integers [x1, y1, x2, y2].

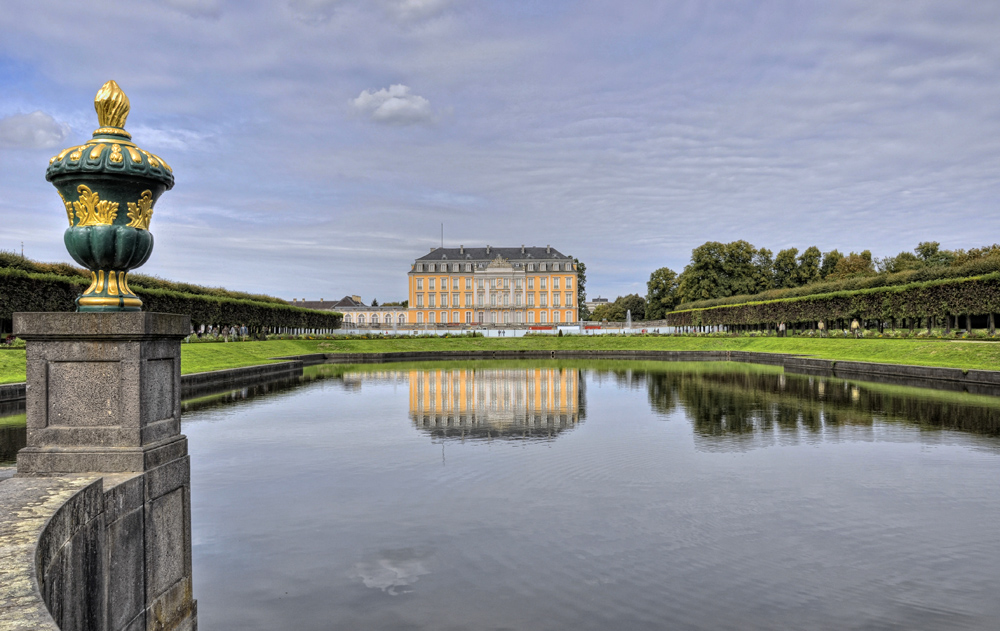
[[3, 336, 1000, 384]]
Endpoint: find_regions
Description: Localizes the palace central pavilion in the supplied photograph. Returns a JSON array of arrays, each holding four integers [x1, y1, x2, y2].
[[408, 245, 579, 325]]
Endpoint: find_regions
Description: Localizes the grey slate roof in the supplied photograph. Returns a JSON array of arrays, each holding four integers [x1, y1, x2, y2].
[[295, 296, 365, 311], [415, 246, 571, 262]]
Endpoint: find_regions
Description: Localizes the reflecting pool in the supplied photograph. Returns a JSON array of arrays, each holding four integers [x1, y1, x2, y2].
[[174, 362, 1000, 629]]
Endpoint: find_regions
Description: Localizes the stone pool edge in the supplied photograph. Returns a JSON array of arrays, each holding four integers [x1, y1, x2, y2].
[[3, 349, 997, 406]]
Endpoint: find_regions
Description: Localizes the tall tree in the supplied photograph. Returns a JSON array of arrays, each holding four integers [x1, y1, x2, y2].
[[773, 248, 799, 288], [752, 247, 774, 292], [796, 246, 822, 286], [820, 250, 843, 279], [646, 267, 679, 320], [574, 258, 589, 320], [829, 250, 876, 279]]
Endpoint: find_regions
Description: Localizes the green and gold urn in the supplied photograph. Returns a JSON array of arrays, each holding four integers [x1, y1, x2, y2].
[[46, 80, 174, 312]]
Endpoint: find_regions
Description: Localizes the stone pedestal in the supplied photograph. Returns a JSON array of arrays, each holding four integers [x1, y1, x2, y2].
[[13, 312, 196, 631]]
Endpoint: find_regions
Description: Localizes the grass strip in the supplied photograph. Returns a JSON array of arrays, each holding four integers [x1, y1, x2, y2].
[[4, 335, 1000, 385]]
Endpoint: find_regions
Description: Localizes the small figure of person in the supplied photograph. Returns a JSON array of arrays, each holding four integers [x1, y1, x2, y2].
[[851, 318, 861, 338], [778, 322, 786, 338], [818, 320, 826, 337]]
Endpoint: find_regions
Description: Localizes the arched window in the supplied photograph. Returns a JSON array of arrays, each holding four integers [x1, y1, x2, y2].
[[417, 313, 424, 324], [553, 311, 561, 323], [344, 315, 352, 323], [358, 314, 365, 325], [398, 314, 405, 324], [384, 314, 392, 324], [566, 311, 573, 322]]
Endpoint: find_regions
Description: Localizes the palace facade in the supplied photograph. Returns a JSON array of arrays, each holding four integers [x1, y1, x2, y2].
[[408, 245, 579, 325]]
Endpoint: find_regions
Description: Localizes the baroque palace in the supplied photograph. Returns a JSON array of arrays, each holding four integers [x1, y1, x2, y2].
[[408, 245, 579, 325]]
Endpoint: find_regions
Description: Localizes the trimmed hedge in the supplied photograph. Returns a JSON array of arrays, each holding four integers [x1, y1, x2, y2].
[[674, 256, 1000, 312], [665, 272, 1000, 328], [0, 268, 342, 330], [0, 250, 287, 305]]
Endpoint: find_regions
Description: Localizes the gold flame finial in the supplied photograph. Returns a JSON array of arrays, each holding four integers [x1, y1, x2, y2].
[[94, 80, 130, 129]]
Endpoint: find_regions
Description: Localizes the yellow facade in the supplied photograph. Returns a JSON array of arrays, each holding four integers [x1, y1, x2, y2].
[[407, 246, 579, 325]]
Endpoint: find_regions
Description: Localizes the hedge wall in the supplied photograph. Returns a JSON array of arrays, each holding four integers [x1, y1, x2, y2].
[[0, 268, 342, 330], [674, 256, 1000, 312], [664, 272, 1000, 328]]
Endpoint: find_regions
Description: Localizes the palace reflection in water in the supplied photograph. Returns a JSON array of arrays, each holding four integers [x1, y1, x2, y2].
[[410, 368, 584, 440]]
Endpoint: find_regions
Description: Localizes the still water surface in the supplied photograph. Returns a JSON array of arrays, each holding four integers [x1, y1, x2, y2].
[[182, 361, 1000, 630]]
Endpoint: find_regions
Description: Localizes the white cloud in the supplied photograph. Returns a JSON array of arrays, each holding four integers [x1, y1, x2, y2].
[[386, 0, 459, 21], [162, 0, 221, 18], [351, 84, 434, 125], [0, 111, 71, 149], [287, 0, 343, 22]]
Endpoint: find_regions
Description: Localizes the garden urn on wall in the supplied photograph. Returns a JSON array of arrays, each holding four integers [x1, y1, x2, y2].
[[46, 80, 174, 312]]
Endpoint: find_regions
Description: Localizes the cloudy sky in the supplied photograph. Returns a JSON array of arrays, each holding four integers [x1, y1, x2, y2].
[[2, 1, 999, 303]]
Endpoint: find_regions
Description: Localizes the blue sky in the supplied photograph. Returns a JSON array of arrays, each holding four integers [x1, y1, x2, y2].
[[2, 1, 999, 303]]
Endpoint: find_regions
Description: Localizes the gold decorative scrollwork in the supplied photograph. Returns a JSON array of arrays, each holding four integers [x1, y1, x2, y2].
[[69, 149, 82, 161], [110, 144, 123, 163], [73, 185, 118, 226], [57, 191, 74, 226], [89, 144, 105, 160], [126, 190, 154, 230], [126, 146, 142, 163]]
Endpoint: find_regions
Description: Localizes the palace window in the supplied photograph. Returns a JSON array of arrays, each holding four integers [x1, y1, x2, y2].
[[429, 278, 435, 290], [528, 312, 535, 323], [515, 294, 522, 306], [553, 277, 560, 289], [515, 279, 523, 289], [429, 312, 436, 323], [541, 278, 547, 289], [429, 294, 436, 307], [398, 314, 405, 324], [417, 313, 424, 324], [465, 293, 473, 307], [417, 278, 423, 290], [566, 311, 573, 322], [566, 277, 572, 289], [540, 311, 547, 323], [466, 278, 472, 290], [565, 292, 573, 306], [527, 294, 534, 307], [504, 278, 509, 288], [490, 294, 497, 307], [541, 294, 547, 307], [441, 277, 447, 287], [442, 311, 448, 324], [528, 264, 535, 271], [553, 294, 560, 307], [441, 294, 448, 308], [465, 264, 472, 272], [416, 294, 424, 307], [540, 264, 547, 271], [466, 311, 472, 324], [478, 279, 484, 289], [452, 293, 459, 306], [528, 278, 534, 290], [453, 311, 459, 322], [429, 264, 436, 272], [503, 293, 509, 306], [554, 311, 561, 323]]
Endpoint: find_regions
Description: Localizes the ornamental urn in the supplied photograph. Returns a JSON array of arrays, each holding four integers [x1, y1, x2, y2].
[[46, 80, 174, 312]]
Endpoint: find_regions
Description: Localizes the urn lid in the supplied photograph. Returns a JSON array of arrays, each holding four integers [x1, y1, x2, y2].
[[45, 80, 174, 190]]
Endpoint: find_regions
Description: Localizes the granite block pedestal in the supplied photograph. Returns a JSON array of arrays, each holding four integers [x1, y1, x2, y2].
[[13, 312, 197, 631]]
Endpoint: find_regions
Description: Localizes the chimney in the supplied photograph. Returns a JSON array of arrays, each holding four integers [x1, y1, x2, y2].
[[430, 247, 435, 252], [292, 298, 297, 303], [352, 295, 362, 304], [487, 245, 491, 255], [521, 244, 525, 254], [460, 245, 464, 254], [546, 245, 551, 254], [320, 298, 324, 303]]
